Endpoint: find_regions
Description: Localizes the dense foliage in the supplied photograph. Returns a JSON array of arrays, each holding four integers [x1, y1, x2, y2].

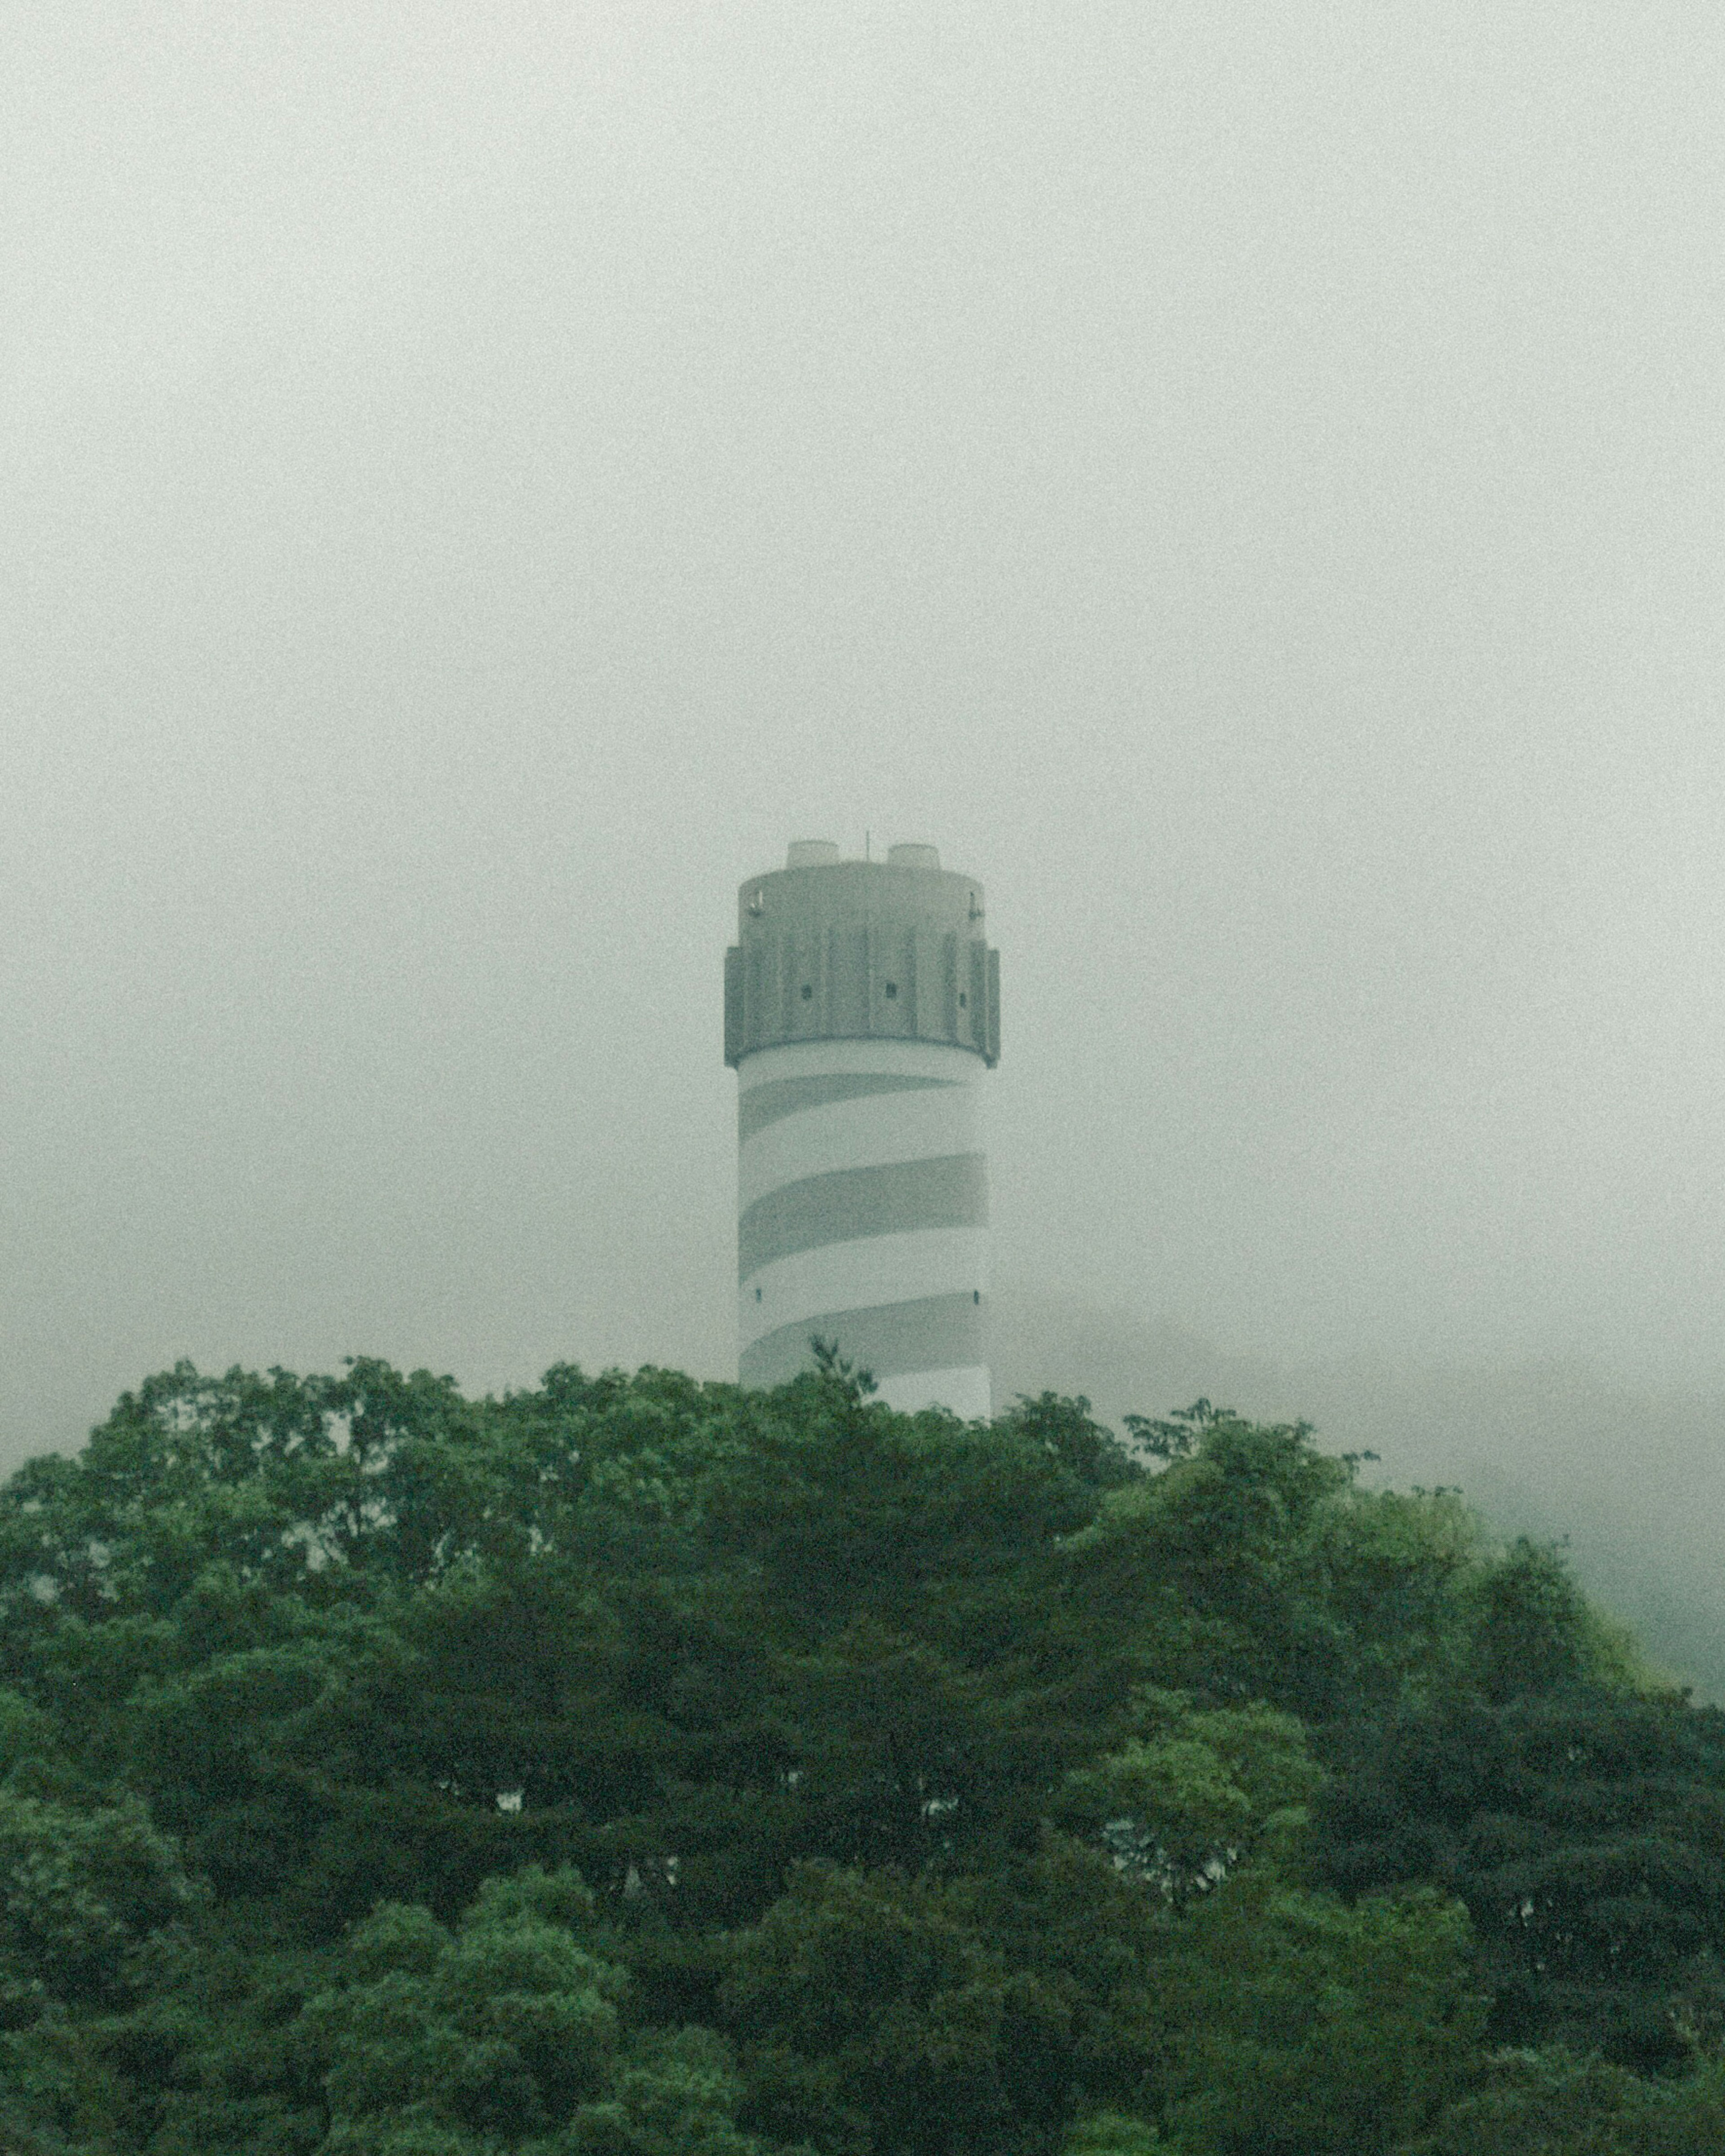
[[1, 1353, 1723, 2152]]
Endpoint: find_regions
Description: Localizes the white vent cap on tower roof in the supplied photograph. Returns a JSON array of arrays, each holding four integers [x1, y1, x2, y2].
[[785, 840, 841, 868], [887, 843, 940, 870]]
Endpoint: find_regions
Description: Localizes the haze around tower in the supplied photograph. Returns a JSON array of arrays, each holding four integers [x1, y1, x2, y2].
[[4, 1, 1725, 1494]]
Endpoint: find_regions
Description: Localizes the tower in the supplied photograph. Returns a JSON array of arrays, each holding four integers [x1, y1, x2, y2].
[[724, 840, 1000, 1417]]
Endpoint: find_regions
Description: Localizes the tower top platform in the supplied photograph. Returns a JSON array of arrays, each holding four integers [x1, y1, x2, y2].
[[724, 842, 1000, 1068]]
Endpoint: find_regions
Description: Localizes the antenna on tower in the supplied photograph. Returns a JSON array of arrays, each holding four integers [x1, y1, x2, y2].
[[865, 828, 871, 861]]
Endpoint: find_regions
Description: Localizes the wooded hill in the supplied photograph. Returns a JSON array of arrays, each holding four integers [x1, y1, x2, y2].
[[989, 1288, 1725, 1707], [2, 1351, 1725, 2153]]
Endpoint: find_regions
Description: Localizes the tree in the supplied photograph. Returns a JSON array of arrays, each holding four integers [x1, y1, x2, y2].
[[1058, 1689, 1319, 1905], [1319, 1685, 1725, 2071], [1154, 1880, 1486, 2155], [1064, 2113, 1163, 2153], [1398, 2046, 1725, 2156], [721, 1861, 1036, 2156], [304, 1865, 767, 2155], [0, 1786, 200, 2023], [1, 1354, 1715, 2154]]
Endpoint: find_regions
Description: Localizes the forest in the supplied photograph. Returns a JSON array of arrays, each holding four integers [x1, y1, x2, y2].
[[2, 1349, 1725, 2154]]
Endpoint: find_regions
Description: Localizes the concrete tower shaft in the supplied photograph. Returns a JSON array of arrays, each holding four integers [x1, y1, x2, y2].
[[725, 842, 1000, 1418]]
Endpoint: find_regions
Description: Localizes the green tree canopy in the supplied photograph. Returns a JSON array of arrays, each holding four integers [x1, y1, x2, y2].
[[0, 1359, 1720, 2155]]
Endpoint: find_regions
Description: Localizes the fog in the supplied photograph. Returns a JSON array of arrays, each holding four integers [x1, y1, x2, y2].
[[5, 6, 1725, 1505]]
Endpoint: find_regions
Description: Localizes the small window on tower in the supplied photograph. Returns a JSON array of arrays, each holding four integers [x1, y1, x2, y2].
[[755, 1286, 762, 1301], [884, 981, 898, 999], [958, 992, 967, 1008], [801, 984, 813, 1000], [973, 1289, 980, 1304]]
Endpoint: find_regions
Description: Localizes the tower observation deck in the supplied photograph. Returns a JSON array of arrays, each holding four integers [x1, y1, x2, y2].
[[725, 840, 1000, 1417]]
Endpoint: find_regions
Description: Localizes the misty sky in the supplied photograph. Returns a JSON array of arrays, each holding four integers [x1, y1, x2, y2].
[[4, 3, 1724, 1463]]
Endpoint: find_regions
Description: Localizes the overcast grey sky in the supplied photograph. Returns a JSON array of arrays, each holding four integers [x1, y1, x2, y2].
[[4, 2, 1723, 1461]]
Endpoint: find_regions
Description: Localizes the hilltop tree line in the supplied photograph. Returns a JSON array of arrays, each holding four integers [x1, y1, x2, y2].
[[2, 1349, 1725, 2152]]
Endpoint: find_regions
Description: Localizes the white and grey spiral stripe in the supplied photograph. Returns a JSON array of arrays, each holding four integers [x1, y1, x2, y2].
[[737, 1040, 988, 1413]]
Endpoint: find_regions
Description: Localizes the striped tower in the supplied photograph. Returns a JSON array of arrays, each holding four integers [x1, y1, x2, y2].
[[724, 840, 1000, 1417]]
